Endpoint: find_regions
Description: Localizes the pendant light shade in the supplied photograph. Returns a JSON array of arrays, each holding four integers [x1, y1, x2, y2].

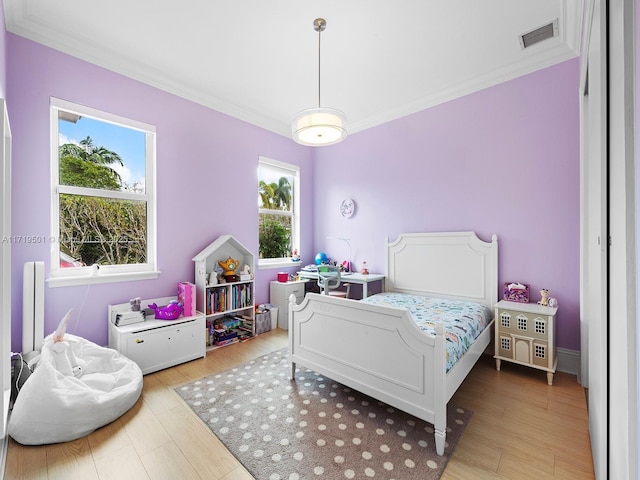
[[292, 18, 347, 147], [292, 107, 347, 146]]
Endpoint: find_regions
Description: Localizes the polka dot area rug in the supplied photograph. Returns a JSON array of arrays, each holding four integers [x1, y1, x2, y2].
[[175, 349, 472, 480]]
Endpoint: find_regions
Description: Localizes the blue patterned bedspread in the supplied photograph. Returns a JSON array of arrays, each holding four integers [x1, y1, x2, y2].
[[361, 292, 492, 372]]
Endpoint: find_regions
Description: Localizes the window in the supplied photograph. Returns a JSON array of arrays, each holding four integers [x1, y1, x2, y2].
[[517, 315, 528, 331], [534, 344, 546, 359], [258, 157, 299, 268], [500, 313, 511, 328], [49, 98, 158, 286]]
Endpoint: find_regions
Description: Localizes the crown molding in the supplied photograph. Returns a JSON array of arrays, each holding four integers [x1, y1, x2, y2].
[[5, 0, 582, 140]]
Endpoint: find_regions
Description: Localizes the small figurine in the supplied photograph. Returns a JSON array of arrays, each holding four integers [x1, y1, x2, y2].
[[292, 249, 301, 262], [548, 297, 558, 308], [208, 271, 218, 285], [361, 261, 369, 275], [129, 297, 142, 311], [538, 289, 550, 307], [148, 300, 183, 320], [218, 256, 240, 277]]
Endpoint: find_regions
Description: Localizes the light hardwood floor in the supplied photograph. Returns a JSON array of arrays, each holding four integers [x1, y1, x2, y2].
[[4, 329, 594, 480]]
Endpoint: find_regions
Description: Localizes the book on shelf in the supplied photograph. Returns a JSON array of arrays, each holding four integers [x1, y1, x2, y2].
[[214, 330, 239, 343], [214, 337, 239, 347], [206, 287, 227, 314]]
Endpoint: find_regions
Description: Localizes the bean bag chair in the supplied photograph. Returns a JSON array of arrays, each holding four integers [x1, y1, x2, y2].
[[9, 310, 143, 445]]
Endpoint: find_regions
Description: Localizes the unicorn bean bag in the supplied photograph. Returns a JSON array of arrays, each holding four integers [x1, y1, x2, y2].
[[9, 310, 143, 445]]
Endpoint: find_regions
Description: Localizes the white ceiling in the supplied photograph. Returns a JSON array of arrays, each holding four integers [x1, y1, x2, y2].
[[4, 0, 582, 139]]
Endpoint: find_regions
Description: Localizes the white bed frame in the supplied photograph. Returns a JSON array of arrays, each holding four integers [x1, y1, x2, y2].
[[288, 231, 498, 455]]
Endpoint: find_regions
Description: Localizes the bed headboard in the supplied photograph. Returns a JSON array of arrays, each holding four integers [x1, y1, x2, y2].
[[385, 231, 498, 310]]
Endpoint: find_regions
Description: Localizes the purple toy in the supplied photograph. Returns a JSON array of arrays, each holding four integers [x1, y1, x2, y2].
[[148, 300, 183, 320]]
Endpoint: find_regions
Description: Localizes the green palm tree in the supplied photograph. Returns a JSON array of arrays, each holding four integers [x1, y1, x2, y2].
[[59, 136, 124, 185], [259, 177, 291, 211], [273, 177, 291, 210], [60, 136, 124, 166], [259, 180, 276, 209]]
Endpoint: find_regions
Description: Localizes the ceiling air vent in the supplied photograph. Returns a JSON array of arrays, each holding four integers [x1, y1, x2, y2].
[[519, 19, 558, 49]]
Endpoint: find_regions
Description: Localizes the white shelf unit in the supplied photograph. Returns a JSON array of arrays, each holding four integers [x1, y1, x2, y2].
[[192, 235, 256, 349], [108, 296, 205, 375]]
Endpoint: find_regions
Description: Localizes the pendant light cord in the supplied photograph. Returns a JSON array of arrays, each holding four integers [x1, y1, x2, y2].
[[317, 24, 322, 108]]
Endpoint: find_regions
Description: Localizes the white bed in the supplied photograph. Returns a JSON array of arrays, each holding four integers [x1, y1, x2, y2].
[[287, 231, 498, 455]]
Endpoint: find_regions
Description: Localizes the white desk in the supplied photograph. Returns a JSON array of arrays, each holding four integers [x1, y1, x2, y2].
[[297, 271, 385, 298]]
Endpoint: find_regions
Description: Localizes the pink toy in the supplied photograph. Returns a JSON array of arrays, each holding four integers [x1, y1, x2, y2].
[[148, 301, 183, 320], [178, 282, 196, 316]]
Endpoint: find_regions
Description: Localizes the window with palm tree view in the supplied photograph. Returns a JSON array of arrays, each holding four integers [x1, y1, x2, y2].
[[50, 98, 157, 284], [258, 157, 299, 265]]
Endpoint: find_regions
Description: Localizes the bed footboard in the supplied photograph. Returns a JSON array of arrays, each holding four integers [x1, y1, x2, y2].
[[288, 292, 449, 455]]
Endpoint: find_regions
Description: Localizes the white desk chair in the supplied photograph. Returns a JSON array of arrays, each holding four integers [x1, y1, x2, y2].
[[317, 266, 351, 298]]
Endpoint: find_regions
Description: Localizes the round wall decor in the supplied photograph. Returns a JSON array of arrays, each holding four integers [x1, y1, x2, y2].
[[340, 198, 356, 218]]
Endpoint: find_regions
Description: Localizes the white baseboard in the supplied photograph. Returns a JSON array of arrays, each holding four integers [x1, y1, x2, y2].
[[556, 347, 581, 382]]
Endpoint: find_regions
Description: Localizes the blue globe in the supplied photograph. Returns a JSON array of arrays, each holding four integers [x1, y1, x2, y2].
[[314, 252, 329, 265]]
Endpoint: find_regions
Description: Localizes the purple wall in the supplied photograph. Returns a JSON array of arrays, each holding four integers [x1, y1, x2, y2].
[[6, 31, 581, 352], [313, 58, 581, 350], [0, 4, 6, 98], [6, 33, 313, 350]]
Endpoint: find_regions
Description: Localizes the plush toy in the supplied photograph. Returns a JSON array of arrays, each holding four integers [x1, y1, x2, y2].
[[538, 289, 550, 307], [53, 308, 73, 343], [129, 297, 142, 311], [148, 301, 183, 320]]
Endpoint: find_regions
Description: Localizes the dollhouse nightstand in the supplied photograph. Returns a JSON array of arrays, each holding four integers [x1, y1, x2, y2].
[[494, 300, 558, 385]]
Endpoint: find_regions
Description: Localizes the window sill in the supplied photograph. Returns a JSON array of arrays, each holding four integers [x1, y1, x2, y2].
[[47, 270, 161, 288], [258, 260, 303, 270]]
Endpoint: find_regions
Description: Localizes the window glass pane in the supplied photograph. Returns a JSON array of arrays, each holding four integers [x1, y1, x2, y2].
[[59, 193, 147, 267], [258, 213, 292, 259], [258, 157, 298, 263], [58, 114, 146, 193], [258, 165, 293, 211]]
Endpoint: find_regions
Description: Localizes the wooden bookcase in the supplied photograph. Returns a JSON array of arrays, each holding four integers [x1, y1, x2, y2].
[[192, 235, 255, 349]]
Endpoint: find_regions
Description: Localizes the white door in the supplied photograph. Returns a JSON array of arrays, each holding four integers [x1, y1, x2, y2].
[[0, 99, 11, 442], [607, 0, 637, 478], [580, 1, 608, 478]]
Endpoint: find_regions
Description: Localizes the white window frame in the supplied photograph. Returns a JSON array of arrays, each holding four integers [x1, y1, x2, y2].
[[258, 156, 300, 269], [49, 98, 159, 287]]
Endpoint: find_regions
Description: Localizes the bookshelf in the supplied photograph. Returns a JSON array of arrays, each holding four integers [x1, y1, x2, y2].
[[193, 235, 256, 349]]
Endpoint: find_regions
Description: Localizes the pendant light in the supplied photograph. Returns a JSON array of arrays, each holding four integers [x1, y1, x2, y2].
[[292, 18, 347, 147]]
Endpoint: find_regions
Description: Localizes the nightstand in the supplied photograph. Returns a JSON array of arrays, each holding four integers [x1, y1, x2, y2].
[[494, 300, 558, 385]]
